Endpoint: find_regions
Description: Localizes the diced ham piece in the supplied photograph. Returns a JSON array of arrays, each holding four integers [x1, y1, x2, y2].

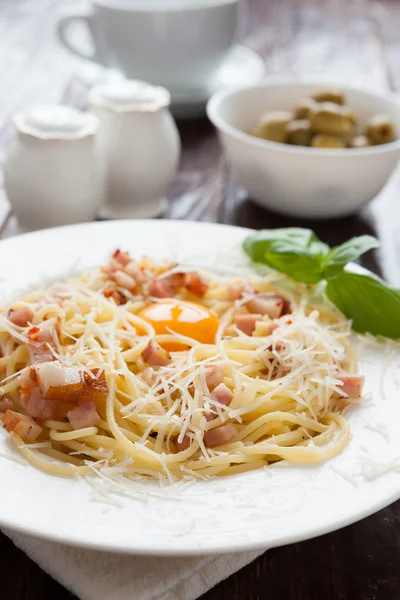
[[184, 272, 208, 298], [235, 313, 263, 335], [337, 372, 365, 398], [8, 307, 34, 327], [112, 249, 131, 267], [142, 340, 171, 367], [2, 410, 42, 441], [175, 434, 191, 452], [204, 423, 237, 448], [0, 397, 13, 412], [211, 383, 233, 407], [67, 400, 100, 430], [206, 383, 234, 421], [205, 363, 224, 389], [246, 293, 285, 319]]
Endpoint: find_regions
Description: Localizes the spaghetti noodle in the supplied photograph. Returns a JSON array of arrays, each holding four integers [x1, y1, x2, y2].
[[0, 250, 363, 480]]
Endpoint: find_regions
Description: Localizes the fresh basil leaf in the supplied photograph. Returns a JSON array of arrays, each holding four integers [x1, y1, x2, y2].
[[243, 228, 329, 284], [262, 251, 323, 284], [243, 228, 329, 263], [322, 235, 380, 279], [326, 271, 400, 339]]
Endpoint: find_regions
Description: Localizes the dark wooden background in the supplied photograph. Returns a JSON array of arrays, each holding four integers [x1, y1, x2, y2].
[[1, 0, 400, 598]]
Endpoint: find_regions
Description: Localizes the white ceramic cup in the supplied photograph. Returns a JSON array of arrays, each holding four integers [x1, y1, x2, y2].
[[57, 0, 242, 92]]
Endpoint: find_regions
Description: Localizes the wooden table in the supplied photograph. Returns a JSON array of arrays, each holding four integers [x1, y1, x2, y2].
[[1, 0, 400, 598]]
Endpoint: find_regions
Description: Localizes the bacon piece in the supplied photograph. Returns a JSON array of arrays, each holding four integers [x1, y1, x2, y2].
[[27, 325, 57, 365], [235, 313, 263, 335], [337, 372, 365, 398], [226, 280, 253, 301], [67, 400, 100, 430], [113, 269, 136, 291], [184, 272, 208, 297], [204, 423, 237, 448], [80, 369, 108, 402], [149, 278, 174, 298], [149, 271, 208, 299], [103, 288, 126, 305], [27, 345, 55, 365], [149, 273, 185, 298], [2, 410, 42, 441], [112, 249, 131, 266], [281, 298, 292, 315], [175, 434, 191, 452], [28, 325, 55, 344], [246, 293, 285, 319], [34, 362, 108, 403], [21, 385, 59, 420], [8, 307, 34, 327], [124, 260, 145, 282], [35, 361, 82, 401], [205, 363, 224, 390], [0, 397, 13, 412], [142, 340, 171, 367], [19, 366, 36, 389]]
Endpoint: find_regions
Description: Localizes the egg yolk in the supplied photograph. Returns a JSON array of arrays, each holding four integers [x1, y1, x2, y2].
[[137, 300, 220, 351]]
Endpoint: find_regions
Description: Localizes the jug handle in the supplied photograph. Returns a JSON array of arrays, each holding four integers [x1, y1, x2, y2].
[[57, 9, 101, 64]]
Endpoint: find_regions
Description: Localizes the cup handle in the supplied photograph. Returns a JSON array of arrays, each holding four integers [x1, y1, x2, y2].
[[57, 10, 100, 64]]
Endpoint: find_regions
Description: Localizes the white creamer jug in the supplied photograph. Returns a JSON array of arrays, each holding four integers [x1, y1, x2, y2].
[[4, 106, 104, 230], [89, 80, 181, 219]]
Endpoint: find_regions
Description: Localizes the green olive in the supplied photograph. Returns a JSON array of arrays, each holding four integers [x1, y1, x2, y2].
[[292, 98, 318, 120], [310, 104, 354, 137], [341, 107, 358, 125], [310, 88, 345, 105], [366, 114, 396, 145], [349, 135, 372, 149], [285, 119, 313, 146], [252, 111, 292, 143], [311, 134, 346, 148]]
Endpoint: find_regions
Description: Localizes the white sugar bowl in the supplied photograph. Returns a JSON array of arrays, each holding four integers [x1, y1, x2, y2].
[[4, 106, 104, 230], [89, 80, 181, 219]]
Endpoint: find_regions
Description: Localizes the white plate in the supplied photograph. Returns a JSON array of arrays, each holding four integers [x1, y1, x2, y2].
[[0, 220, 400, 556]]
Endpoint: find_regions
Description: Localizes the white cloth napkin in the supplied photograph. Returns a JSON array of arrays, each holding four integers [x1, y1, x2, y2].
[[4, 528, 263, 600]]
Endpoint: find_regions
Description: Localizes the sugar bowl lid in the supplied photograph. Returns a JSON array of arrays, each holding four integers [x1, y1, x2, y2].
[[13, 106, 99, 140], [89, 79, 171, 113]]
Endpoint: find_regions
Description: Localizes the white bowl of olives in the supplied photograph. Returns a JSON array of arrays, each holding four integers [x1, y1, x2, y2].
[[207, 82, 400, 218]]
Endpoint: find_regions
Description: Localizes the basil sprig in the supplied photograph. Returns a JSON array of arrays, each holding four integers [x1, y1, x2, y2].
[[243, 228, 399, 340]]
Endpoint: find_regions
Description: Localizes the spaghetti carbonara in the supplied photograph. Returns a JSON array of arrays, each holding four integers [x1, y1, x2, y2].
[[0, 250, 364, 480]]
